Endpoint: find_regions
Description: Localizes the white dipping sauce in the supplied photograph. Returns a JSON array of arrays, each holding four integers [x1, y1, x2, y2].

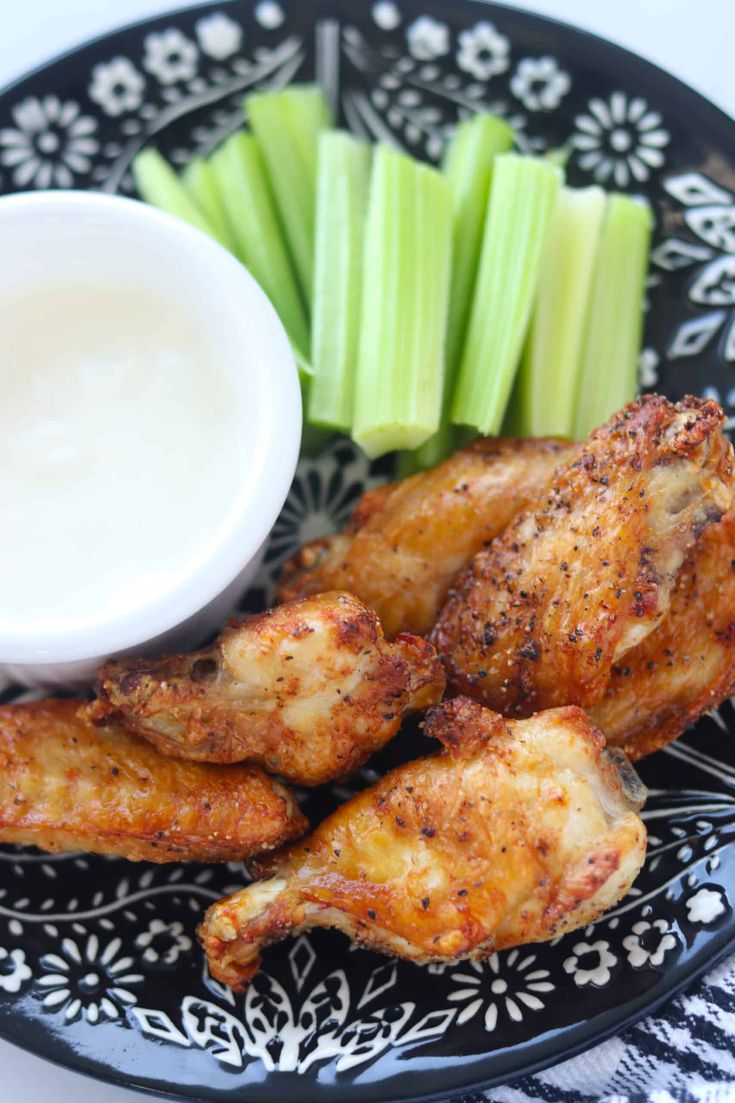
[[0, 282, 243, 635]]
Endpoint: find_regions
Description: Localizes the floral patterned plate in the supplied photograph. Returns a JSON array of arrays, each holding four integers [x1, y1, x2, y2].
[[2, 2, 735, 1100]]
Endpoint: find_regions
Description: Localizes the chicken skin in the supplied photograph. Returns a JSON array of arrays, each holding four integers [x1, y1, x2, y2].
[[277, 437, 578, 638], [432, 396, 734, 718], [592, 504, 735, 759], [86, 592, 444, 787], [199, 697, 647, 990], [0, 699, 307, 863]]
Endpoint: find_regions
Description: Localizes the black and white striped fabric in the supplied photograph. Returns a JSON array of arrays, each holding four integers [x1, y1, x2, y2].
[[461, 950, 735, 1103]]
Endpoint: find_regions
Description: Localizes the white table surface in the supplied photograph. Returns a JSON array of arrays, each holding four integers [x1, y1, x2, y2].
[[1, 1, 733, 1100]]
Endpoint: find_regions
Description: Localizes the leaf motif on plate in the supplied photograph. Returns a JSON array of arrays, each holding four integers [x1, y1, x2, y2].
[[336, 1002, 415, 1072], [182, 995, 248, 1068]]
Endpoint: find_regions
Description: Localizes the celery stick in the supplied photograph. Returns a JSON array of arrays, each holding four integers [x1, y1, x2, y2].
[[132, 148, 215, 237], [246, 85, 332, 306], [309, 131, 371, 431], [572, 194, 652, 439], [299, 374, 331, 454], [514, 185, 606, 437], [353, 146, 452, 459], [404, 114, 513, 471], [182, 157, 234, 250], [293, 347, 313, 380], [210, 133, 309, 360], [402, 421, 460, 474], [450, 154, 562, 436], [443, 113, 514, 376]]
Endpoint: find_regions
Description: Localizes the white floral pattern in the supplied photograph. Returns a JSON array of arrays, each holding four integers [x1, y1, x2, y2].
[[686, 887, 728, 925], [652, 171, 735, 361], [195, 13, 243, 60], [143, 29, 199, 84], [136, 919, 192, 965], [448, 951, 554, 1030], [573, 91, 670, 186], [510, 56, 570, 111], [0, 947, 32, 994], [406, 16, 449, 61], [623, 920, 678, 968], [563, 941, 618, 987], [372, 2, 402, 31], [38, 934, 143, 1023], [456, 21, 510, 81], [0, 95, 97, 187], [88, 57, 145, 116], [254, 1, 285, 30]]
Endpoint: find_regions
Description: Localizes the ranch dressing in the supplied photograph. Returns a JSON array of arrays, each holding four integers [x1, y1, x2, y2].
[[0, 282, 243, 635]]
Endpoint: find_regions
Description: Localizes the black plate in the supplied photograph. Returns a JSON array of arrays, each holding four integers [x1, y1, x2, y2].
[[1, 2, 735, 1100]]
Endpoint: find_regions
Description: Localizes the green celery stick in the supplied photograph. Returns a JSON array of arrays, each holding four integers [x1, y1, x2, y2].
[[572, 194, 652, 439], [309, 131, 371, 431], [132, 148, 215, 237], [514, 185, 606, 437], [353, 146, 452, 459], [299, 374, 331, 454], [398, 420, 457, 474], [293, 346, 314, 379], [181, 157, 234, 250], [210, 133, 310, 361], [406, 113, 513, 471], [443, 113, 514, 376], [246, 85, 332, 306], [451, 154, 562, 436]]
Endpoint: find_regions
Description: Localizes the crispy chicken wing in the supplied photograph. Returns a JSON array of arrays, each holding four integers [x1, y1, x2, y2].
[[432, 396, 734, 717], [199, 697, 647, 989], [277, 437, 578, 637], [592, 504, 735, 758], [85, 592, 444, 787], [0, 699, 307, 862]]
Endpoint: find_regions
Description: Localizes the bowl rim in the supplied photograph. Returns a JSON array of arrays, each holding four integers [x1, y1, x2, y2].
[[0, 189, 301, 664]]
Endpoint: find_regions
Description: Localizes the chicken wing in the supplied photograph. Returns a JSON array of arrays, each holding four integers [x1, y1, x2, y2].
[[592, 504, 735, 758], [277, 437, 578, 638], [85, 592, 445, 787], [0, 699, 307, 862], [431, 396, 734, 717], [199, 697, 647, 990]]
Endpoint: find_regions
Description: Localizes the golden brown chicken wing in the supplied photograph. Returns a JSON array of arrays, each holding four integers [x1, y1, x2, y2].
[[592, 504, 735, 758], [277, 437, 578, 637], [199, 696, 647, 990], [0, 699, 307, 863], [86, 592, 444, 787], [432, 396, 734, 717]]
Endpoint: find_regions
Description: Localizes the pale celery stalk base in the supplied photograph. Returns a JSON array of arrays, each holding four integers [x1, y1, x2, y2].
[[182, 158, 235, 251], [309, 131, 371, 431], [132, 149, 215, 238], [514, 185, 606, 438], [210, 133, 310, 361], [353, 146, 452, 459], [246, 85, 332, 307], [408, 113, 513, 470], [451, 153, 562, 436], [572, 195, 652, 440]]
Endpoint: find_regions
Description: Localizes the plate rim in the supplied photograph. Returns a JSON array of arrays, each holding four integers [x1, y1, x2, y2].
[[0, 0, 733, 130], [1, 921, 733, 1103], [0, 0, 734, 1099]]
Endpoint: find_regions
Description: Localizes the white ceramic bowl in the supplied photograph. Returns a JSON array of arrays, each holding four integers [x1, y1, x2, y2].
[[0, 190, 301, 687]]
